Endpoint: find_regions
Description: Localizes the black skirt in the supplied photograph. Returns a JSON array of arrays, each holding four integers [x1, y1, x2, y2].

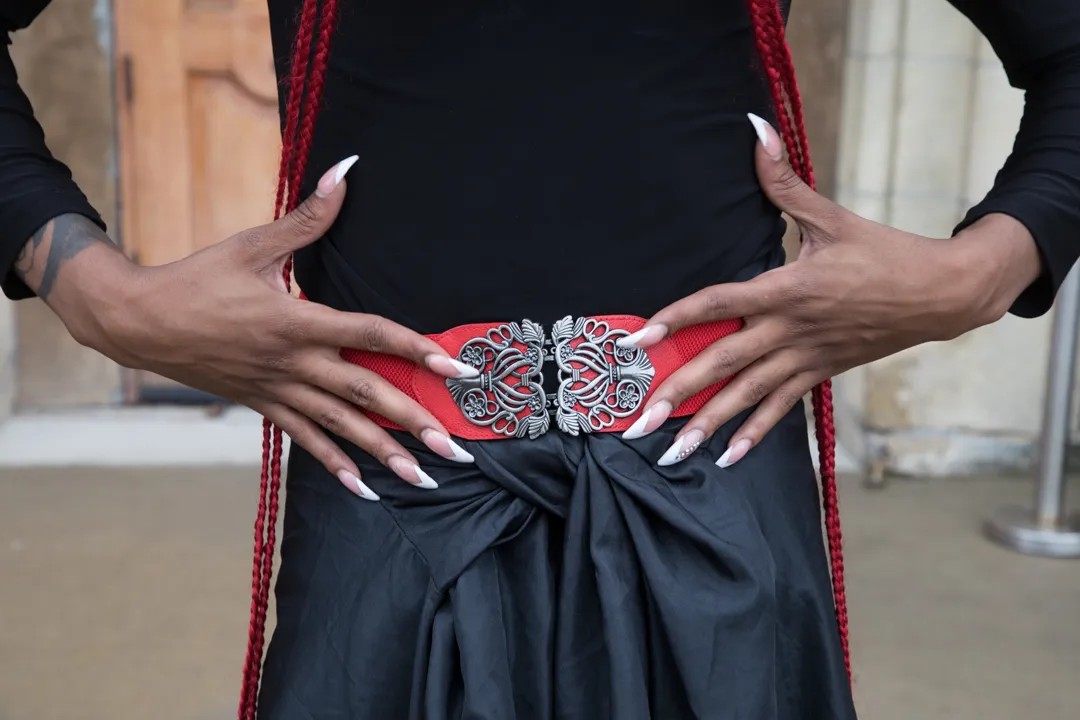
[[258, 403, 856, 719]]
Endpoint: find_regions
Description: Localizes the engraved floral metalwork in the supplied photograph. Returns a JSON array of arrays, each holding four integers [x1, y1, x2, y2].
[[551, 316, 655, 435], [445, 320, 550, 439]]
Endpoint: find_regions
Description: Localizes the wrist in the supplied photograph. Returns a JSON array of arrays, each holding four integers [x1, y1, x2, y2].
[[949, 213, 1042, 327], [49, 245, 147, 353]]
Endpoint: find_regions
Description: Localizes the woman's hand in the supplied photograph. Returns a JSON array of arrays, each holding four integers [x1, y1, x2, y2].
[[619, 115, 1043, 468], [32, 157, 477, 500]]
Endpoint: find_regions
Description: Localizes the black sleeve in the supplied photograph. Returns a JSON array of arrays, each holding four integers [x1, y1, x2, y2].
[[948, 0, 1080, 317], [0, 1, 105, 300]]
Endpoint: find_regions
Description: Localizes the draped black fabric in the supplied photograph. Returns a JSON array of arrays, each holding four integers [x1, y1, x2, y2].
[[258, 405, 855, 719]]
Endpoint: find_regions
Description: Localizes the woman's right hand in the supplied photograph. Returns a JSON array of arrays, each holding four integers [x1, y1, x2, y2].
[[46, 157, 476, 500]]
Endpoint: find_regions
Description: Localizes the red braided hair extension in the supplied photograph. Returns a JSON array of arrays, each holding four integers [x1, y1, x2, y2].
[[238, 1, 341, 718], [238, 2, 848, 716], [745, 0, 851, 679]]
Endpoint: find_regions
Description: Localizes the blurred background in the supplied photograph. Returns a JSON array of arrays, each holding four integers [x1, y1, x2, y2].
[[0, 0, 1078, 718]]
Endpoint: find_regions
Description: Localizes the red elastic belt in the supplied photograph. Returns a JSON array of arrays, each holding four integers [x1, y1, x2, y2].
[[340, 314, 742, 441]]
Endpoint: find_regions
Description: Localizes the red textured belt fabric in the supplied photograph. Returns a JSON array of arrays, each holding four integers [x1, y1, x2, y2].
[[339, 314, 743, 441]]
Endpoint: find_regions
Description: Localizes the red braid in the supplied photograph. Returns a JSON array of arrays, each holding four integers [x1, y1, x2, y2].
[[746, 0, 851, 679], [238, 1, 340, 718], [238, 2, 849, 715]]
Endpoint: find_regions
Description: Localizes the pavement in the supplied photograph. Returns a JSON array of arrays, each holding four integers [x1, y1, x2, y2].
[[0, 468, 1077, 720]]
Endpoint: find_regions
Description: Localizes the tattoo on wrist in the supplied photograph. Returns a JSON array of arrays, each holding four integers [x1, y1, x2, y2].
[[14, 214, 116, 299]]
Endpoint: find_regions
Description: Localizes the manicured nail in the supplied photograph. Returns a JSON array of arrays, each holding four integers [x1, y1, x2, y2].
[[747, 114, 782, 160], [421, 428, 475, 463], [315, 155, 359, 197], [616, 324, 668, 349], [337, 469, 380, 501], [388, 456, 439, 489], [658, 429, 705, 467], [622, 400, 672, 440], [716, 438, 753, 469], [426, 354, 480, 379]]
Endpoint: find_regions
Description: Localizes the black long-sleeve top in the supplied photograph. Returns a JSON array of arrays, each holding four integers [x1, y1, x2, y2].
[[2, 0, 1079, 325]]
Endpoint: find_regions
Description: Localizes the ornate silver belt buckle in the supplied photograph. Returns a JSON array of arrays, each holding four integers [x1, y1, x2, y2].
[[446, 315, 655, 438], [444, 320, 550, 439], [552, 316, 654, 435]]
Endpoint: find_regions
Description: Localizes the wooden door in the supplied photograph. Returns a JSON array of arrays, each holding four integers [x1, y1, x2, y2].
[[115, 0, 281, 400]]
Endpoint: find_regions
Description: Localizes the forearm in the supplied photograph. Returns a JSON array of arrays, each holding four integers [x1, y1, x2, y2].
[[13, 213, 138, 345], [947, 1, 1080, 317], [951, 213, 1043, 326]]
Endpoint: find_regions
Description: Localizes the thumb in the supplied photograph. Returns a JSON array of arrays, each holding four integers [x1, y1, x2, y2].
[[747, 114, 831, 226], [260, 155, 358, 257]]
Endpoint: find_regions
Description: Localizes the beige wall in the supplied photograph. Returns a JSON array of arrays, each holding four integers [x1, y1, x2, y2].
[[8, 0, 124, 409], [837, 0, 1052, 476]]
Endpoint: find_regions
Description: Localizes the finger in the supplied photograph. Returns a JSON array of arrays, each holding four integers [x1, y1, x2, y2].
[[618, 271, 792, 349], [650, 351, 801, 466], [253, 399, 380, 501], [301, 354, 474, 463], [747, 113, 837, 231], [295, 303, 478, 380], [281, 383, 440, 489], [621, 320, 784, 440], [235, 155, 358, 261], [717, 372, 820, 468]]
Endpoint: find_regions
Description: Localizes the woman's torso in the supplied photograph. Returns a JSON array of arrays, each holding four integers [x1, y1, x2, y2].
[[269, 0, 788, 333]]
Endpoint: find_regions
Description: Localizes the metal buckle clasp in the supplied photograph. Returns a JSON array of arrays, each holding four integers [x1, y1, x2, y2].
[[446, 316, 655, 438], [444, 320, 551, 439], [551, 316, 654, 435]]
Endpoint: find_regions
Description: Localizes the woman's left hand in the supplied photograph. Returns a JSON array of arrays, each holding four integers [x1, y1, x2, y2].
[[619, 114, 1043, 468]]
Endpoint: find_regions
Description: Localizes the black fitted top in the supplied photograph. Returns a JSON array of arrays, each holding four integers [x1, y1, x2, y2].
[[3, 1, 1080, 327]]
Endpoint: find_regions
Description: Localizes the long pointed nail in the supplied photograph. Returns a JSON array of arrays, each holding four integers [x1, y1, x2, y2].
[[338, 469, 380, 501], [747, 114, 782, 160], [426, 354, 480, 379], [315, 155, 359, 197], [617, 324, 668, 349], [421, 429, 475, 463], [622, 401, 672, 440], [716, 438, 753, 469], [658, 429, 705, 466], [389, 456, 439, 489]]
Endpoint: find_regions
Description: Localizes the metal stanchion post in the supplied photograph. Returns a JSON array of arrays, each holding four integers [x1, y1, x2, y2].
[[984, 266, 1080, 557]]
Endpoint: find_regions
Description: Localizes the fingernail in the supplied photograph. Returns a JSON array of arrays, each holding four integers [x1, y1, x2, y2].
[[426, 354, 480, 379], [421, 428, 475, 463], [338, 469, 380, 501], [315, 155, 359, 197], [388, 456, 439, 489], [658, 429, 705, 466], [622, 400, 672, 440], [616, 324, 668, 349], [747, 114, 782, 160], [716, 438, 753, 469]]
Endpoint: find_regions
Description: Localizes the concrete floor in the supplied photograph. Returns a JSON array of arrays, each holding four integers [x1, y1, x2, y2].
[[0, 469, 1077, 720]]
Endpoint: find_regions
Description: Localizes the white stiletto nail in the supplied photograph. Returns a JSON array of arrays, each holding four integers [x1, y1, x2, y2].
[[448, 358, 480, 378], [622, 401, 672, 440], [315, 155, 359, 197], [748, 113, 770, 148], [716, 438, 753, 469], [338, 470, 380, 501], [445, 438, 474, 463], [389, 456, 439, 489], [412, 465, 439, 489], [617, 324, 668, 349], [747, 113, 782, 160], [421, 428, 475, 463], [427, 354, 481, 379], [658, 429, 705, 466]]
